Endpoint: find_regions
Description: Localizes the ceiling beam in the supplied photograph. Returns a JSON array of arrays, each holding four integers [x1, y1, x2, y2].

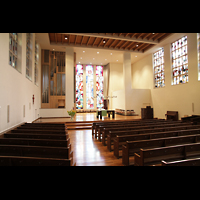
[[50, 42, 144, 53], [62, 33, 159, 44]]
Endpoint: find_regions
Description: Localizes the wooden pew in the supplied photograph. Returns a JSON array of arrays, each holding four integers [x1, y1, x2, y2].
[[92, 119, 175, 137], [114, 128, 200, 159], [165, 111, 178, 121], [11, 129, 67, 135], [102, 122, 195, 146], [122, 131, 200, 166], [134, 142, 200, 166], [161, 158, 200, 166], [4, 132, 68, 140], [0, 145, 73, 159], [97, 121, 181, 141], [0, 156, 73, 166], [0, 138, 70, 148], [0, 122, 75, 166]]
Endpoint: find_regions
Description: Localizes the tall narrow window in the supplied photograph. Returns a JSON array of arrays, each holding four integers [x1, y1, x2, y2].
[[9, 33, 18, 70], [76, 65, 83, 109], [26, 33, 32, 80], [198, 33, 200, 80], [35, 41, 39, 85], [153, 48, 165, 88], [86, 65, 94, 109], [96, 65, 104, 109], [171, 36, 188, 85]]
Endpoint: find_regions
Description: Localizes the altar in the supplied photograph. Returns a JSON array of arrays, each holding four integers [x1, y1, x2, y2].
[[96, 110, 115, 119]]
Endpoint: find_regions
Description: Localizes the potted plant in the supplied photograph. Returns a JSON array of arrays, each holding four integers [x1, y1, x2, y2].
[[67, 109, 76, 121]]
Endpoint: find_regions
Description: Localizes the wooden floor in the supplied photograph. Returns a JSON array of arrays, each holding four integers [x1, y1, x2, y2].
[[34, 113, 141, 166]]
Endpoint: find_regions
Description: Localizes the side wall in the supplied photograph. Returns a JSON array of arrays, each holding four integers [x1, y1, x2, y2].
[[0, 33, 41, 134], [132, 33, 200, 119]]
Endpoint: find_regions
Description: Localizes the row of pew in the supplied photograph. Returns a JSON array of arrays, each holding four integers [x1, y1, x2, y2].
[[0, 122, 75, 166], [92, 119, 200, 166]]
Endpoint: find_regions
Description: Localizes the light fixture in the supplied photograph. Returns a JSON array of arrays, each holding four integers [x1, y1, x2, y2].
[[64, 36, 68, 40], [103, 39, 106, 43], [116, 60, 118, 62], [136, 45, 139, 47], [135, 56, 137, 57], [97, 52, 99, 54], [110, 53, 112, 55], [83, 51, 85, 53]]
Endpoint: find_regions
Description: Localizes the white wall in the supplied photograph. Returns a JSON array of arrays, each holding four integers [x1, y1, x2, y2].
[[132, 33, 200, 119], [0, 33, 41, 134]]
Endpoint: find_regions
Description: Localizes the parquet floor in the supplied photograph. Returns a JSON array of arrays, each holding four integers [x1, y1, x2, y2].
[[35, 113, 141, 166]]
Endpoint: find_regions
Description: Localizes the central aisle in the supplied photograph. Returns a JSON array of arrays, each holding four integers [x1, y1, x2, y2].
[[68, 129, 124, 166]]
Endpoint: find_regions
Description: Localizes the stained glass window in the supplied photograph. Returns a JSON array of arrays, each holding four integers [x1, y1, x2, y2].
[[76, 64, 84, 109], [171, 36, 188, 85], [96, 66, 104, 109], [26, 33, 32, 80], [9, 33, 18, 70], [198, 33, 200, 81], [153, 48, 165, 88], [86, 65, 94, 109]]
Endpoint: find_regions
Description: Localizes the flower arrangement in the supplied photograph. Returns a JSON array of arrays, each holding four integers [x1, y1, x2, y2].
[[67, 109, 76, 117]]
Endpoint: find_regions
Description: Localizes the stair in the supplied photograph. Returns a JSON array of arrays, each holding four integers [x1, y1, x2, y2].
[[66, 122, 93, 130]]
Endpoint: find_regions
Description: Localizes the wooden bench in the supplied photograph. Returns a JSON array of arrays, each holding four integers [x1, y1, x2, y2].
[[96, 121, 180, 141], [102, 122, 195, 146], [134, 142, 200, 166], [0, 138, 70, 148], [107, 122, 194, 151], [112, 126, 196, 158], [0, 145, 73, 159], [11, 129, 67, 135], [123, 131, 200, 166], [165, 111, 178, 121], [0, 156, 73, 166], [4, 133, 68, 140], [161, 158, 200, 166]]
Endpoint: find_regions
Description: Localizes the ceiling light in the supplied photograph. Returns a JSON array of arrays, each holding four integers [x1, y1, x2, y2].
[[135, 56, 137, 57], [65, 36, 68, 40], [97, 52, 99, 54], [152, 33, 155, 34], [79, 62, 80, 63], [105, 59, 107, 61], [110, 53, 112, 55], [93, 58, 95, 60], [136, 45, 139, 47], [116, 60, 118, 62], [53, 49, 55, 51], [103, 39, 106, 43], [80, 57, 82, 59], [83, 51, 85, 53]]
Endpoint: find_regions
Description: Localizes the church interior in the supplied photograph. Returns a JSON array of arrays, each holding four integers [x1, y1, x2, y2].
[[1, 33, 200, 166]]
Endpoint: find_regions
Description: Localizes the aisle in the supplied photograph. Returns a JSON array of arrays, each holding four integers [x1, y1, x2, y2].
[[68, 129, 124, 166]]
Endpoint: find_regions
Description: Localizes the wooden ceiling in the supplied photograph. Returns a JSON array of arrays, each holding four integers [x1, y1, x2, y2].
[[48, 33, 172, 53]]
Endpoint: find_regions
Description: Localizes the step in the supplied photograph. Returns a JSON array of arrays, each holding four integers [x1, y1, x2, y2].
[[67, 126, 92, 130]]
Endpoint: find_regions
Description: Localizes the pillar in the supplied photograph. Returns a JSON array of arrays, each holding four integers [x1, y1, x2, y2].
[[123, 52, 132, 114], [65, 47, 74, 113]]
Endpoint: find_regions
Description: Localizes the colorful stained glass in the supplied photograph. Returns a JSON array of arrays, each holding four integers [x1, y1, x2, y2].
[[153, 48, 165, 88], [76, 65, 83, 109], [96, 66, 104, 109], [86, 65, 94, 109], [171, 36, 188, 85]]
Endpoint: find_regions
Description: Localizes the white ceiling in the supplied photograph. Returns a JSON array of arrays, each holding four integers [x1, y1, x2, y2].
[[36, 33, 186, 66]]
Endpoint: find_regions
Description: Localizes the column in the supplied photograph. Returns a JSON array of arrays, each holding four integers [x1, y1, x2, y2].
[[65, 47, 74, 113], [123, 52, 132, 115]]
